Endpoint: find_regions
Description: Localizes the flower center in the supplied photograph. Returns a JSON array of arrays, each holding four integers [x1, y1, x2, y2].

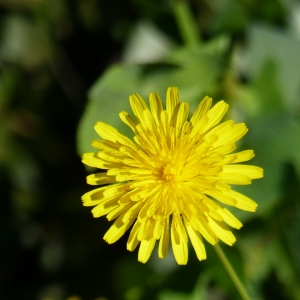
[[162, 164, 177, 181]]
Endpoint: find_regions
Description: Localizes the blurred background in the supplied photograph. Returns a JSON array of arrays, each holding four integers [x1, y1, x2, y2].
[[1, 0, 300, 299]]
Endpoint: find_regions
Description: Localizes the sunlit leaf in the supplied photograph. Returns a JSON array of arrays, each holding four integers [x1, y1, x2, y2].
[[247, 25, 300, 110]]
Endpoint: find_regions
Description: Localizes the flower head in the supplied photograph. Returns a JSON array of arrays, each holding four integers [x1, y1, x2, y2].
[[82, 87, 263, 265]]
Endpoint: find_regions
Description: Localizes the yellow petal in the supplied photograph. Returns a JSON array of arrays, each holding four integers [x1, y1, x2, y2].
[[196, 215, 218, 245], [175, 102, 189, 137], [166, 87, 180, 124], [92, 202, 118, 218], [104, 213, 136, 244], [129, 93, 148, 124], [137, 218, 151, 241], [208, 217, 236, 246], [138, 237, 156, 263], [171, 216, 188, 265], [153, 219, 163, 240], [205, 189, 237, 206], [215, 143, 236, 155], [106, 202, 132, 221], [226, 150, 255, 163], [122, 202, 141, 223], [204, 100, 229, 131], [119, 111, 137, 133], [149, 92, 163, 126], [86, 173, 116, 185], [219, 172, 252, 185], [95, 122, 138, 150], [214, 123, 248, 147], [142, 109, 157, 132], [158, 217, 169, 258], [91, 139, 120, 151], [82, 153, 123, 169], [222, 189, 258, 212], [205, 120, 234, 140], [173, 214, 188, 243], [190, 96, 212, 126], [103, 183, 130, 198], [160, 110, 170, 138], [222, 165, 263, 179], [127, 221, 141, 251], [91, 194, 122, 217], [187, 177, 217, 190], [184, 218, 206, 261], [82, 185, 113, 206], [218, 207, 242, 229]]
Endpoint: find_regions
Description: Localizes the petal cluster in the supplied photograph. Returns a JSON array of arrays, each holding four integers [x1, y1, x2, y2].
[[82, 87, 263, 265]]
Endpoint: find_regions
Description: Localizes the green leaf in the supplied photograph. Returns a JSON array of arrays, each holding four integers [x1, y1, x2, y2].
[[247, 25, 300, 110], [77, 64, 142, 154], [235, 112, 300, 218], [208, 1, 248, 34], [233, 58, 300, 219]]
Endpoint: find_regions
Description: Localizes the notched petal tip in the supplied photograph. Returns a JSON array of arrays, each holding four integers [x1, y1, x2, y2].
[[259, 167, 264, 178]]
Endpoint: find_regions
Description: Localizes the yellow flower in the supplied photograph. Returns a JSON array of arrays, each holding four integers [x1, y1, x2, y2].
[[82, 87, 263, 265]]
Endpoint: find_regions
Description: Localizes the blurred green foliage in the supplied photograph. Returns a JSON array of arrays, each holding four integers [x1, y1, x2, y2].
[[1, 0, 300, 299]]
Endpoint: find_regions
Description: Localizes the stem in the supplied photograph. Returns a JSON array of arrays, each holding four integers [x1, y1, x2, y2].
[[214, 244, 251, 300], [171, 0, 200, 46]]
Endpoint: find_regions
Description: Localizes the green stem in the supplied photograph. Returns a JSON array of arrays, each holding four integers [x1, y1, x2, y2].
[[214, 244, 251, 300], [171, 0, 200, 46]]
